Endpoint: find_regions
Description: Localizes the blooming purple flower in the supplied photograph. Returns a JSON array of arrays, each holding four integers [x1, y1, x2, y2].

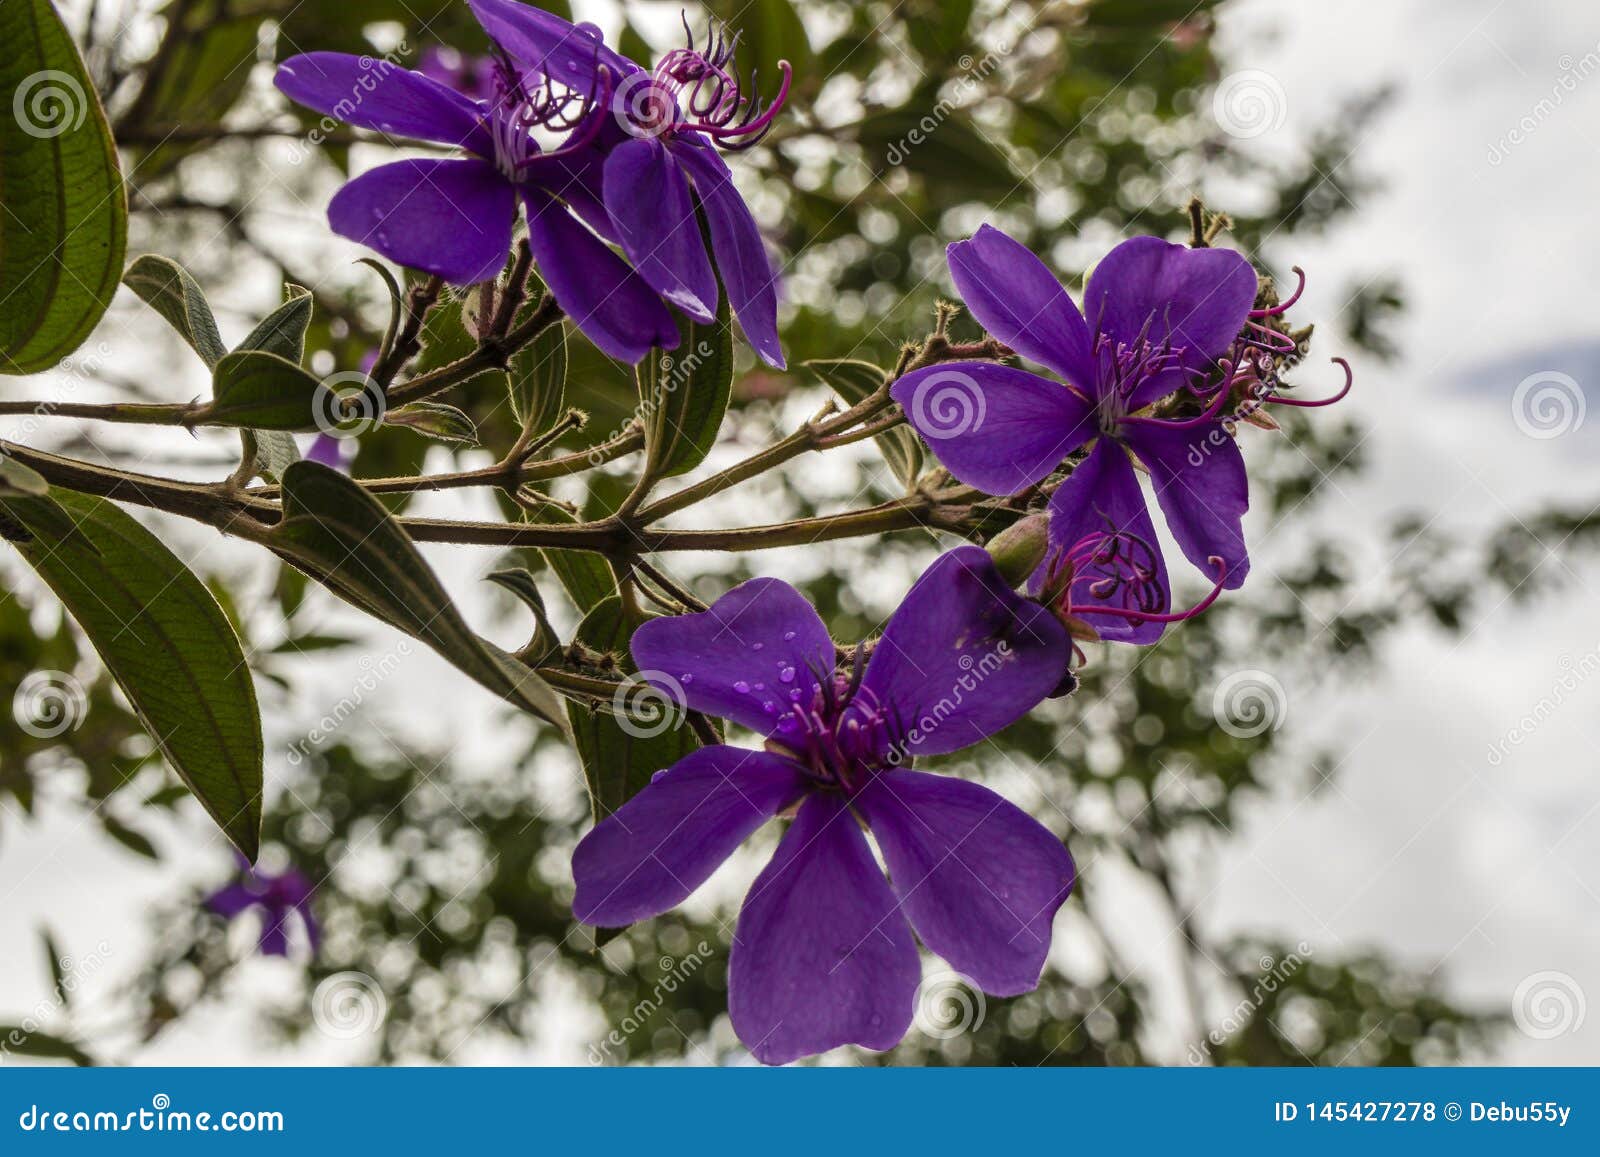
[[305, 433, 348, 471], [469, 0, 789, 368], [892, 226, 1260, 642], [207, 859, 319, 958], [273, 42, 678, 363], [416, 45, 499, 104], [571, 546, 1075, 1064]]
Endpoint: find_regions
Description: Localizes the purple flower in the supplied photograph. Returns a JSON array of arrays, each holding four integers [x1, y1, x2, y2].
[[469, 0, 789, 368], [207, 859, 319, 958], [305, 433, 348, 471], [571, 546, 1075, 1064], [273, 44, 678, 363], [416, 45, 498, 104], [892, 226, 1260, 642]]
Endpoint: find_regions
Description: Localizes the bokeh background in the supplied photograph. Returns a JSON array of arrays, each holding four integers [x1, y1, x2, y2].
[[2, 0, 1598, 1065]]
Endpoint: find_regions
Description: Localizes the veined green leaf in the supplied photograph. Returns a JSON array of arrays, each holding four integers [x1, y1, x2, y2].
[[568, 596, 701, 820], [805, 358, 923, 489], [0, 0, 128, 374], [123, 254, 226, 368], [509, 308, 568, 437], [271, 462, 569, 735], [0, 489, 264, 858], [639, 294, 734, 481], [387, 401, 479, 445], [199, 350, 323, 430], [238, 285, 313, 364]]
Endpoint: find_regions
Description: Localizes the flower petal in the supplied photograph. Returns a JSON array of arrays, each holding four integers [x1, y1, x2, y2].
[[891, 361, 1094, 495], [1121, 418, 1250, 589], [857, 770, 1074, 995], [275, 53, 492, 155], [258, 917, 290, 957], [729, 794, 919, 1064], [328, 157, 513, 285], [671, 139, 784, 368], [205, 882, 259, 919], [468, 0, 638, 91], [522, 188, 679, 363], [630, 577, 835, 736], [602, 138, 718, 321], [571, 746, 806, 927], [1041, 438, 1170, 644], [857, 546, 1069, 756], [948, 225, 1095, 389], [1084, 236, 1257, 407]]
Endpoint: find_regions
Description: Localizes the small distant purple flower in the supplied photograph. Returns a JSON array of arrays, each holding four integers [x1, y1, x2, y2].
[[274, 37, 678, 363], [416, 45, 498, 104], [305, 433, 348, 471], [571, 546, 1075, 1065], [207, 859, 319, 958], [469, 0, 790, 367], [893, 226, 1260, 642]]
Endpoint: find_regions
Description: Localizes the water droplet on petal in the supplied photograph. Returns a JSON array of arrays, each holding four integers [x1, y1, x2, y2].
[[763, 701, 777, 714], [789, 689, 802, 700], [651, 769, 668, 782], [733, 680, 750, 694], [752, 642, 765, 651], [779, 666, 796, 684], [753, 682, 765, 691], [680, 673, 694, 684], [783, 630, 797, 641]]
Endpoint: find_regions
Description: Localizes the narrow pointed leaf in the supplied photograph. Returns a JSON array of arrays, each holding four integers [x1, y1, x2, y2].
[[0, 0, 128, 374], [0, 489, 264, 858], [509, 307, 568, 436], [270, 462, 569, 735], [640, 294, 734, 481], [198, 350, 322, 430], [387, 401, 479, 445], [122, 254, 226, 368], [238, 285, 313, 363]]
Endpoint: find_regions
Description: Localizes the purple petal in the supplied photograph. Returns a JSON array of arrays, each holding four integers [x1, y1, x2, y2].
[[602, 138, 718, 321], [468, 0, 638, 91], [1041, 438, 1170, 644], [1121, 418, 1250, 589], [305, 433, 348, 471], [729, 794, 919, 1064], [891, 361, 1095, 495], [670, 139, 784, 368], [205, 881, 259, 919], [948, 225, 1095, 389], [522, 188, 679, 363], [328, 157, 513, 285], [257, 915, 290, 957], [858, 770, 1074, 995], [857, 546, 1069, 756], [1084, 236, 1258, 408], [630, 578, 835, 736], [572, 746, 806, 926], [297, 903, 323, 954], [275, 53, 492, 155], [528, 133, 624, 244]]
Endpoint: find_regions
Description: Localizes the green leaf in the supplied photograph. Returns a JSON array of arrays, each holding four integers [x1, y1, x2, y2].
[[0, 1025, 93, 1066], [639, 294, 734, 481], [123, 254, 226, 368], [238, 285, 314, 364], [508, 313, 568, 437], [387, 401, 479, 445], [716, 0, 813, 86], [0, 454, 50, 497], [568, 596, 701, 820], [40, 928, 68, 1006], [270, 462, 570, 735], [519, 496, 616, 612], [806, 358, 923, 488], [198, 350, 323, 430], [245, 430, 302, 482], [0, 489, 264, 859], [0, 0, 128, 374], [101, 814, 159, 860]]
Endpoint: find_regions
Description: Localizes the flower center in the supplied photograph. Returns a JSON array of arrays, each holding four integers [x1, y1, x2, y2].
[[1092, 325, 1187, 432], [767, 672, 902, 791], [487, 56, 602, 181]]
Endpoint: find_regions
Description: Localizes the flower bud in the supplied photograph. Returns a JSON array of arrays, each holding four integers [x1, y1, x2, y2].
[[985, 513, 1050, 587]]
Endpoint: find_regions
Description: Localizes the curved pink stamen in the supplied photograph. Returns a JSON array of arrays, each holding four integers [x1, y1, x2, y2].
[[1250, 266, 1306, 317], [1073, 556, 1227, 624], [1265, 357, 1353, 408]]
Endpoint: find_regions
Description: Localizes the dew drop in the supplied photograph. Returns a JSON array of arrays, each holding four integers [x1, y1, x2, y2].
[[753, 682, 766, 691], [779, 666, 796, 684], [789, 688, 802, 700], [752, 642, 765, 651], [763, 701, 777, 713], [783, 630, 797, 641], [680, 673, 694, 684], [733, 680, 750, 694]]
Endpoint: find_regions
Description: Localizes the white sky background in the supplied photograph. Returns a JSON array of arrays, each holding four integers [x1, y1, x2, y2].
[[3, 0, 1600, 1065]]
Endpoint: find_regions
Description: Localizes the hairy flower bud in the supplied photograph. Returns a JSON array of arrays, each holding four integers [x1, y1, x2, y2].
[[985, 513, 1050, 587]]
